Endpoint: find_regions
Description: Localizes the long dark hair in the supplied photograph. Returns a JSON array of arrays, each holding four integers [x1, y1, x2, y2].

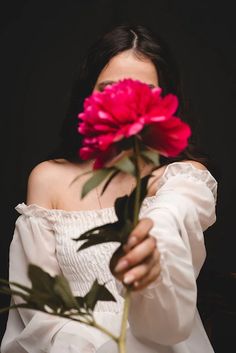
[[49, 23, 211, 170]]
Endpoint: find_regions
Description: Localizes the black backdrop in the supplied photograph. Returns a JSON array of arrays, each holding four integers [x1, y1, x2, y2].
[[0, 1, 235, 352]]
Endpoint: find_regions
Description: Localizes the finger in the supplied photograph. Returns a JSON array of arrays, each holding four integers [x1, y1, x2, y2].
[[123, 218, 153, 252], [115, 236, 157, 273], [131, 263, 161, 291], [124, 236, 157, 267], [122, 251, 158, 285]]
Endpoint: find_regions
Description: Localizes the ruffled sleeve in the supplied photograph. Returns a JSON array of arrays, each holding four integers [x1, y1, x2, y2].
[[117, 162, 218, 346], [0, 204, 97, 353]]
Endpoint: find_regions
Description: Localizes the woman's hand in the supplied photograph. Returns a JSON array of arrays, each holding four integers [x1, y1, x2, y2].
[[110, 218, 161, 291]]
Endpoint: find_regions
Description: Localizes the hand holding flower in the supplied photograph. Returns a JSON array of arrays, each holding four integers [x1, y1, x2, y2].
[[110, 218, 161, 292]]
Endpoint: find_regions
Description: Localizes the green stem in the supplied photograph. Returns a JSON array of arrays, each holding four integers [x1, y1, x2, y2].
[[118, 287, 131, 353], [118, 137, 142, 353], [133, 137, 141, 227]]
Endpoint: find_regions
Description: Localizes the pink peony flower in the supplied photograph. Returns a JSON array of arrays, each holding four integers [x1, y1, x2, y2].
[[78, 78, 191, 169]]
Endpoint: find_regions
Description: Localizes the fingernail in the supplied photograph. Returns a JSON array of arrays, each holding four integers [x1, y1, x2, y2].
[[127, 236, 137, 247], [123, 274, 135, 284], [114, 259, 129, 273]]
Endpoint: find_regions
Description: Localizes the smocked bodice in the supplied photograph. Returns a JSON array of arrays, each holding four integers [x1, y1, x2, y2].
[[52, 207, 122, 313], [15, 197, 158, 313]]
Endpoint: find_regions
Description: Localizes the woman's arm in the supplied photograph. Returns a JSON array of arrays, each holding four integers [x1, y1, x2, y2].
[[111, 161, 217, 345]]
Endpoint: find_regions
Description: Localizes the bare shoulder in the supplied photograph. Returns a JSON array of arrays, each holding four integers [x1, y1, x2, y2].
[[27, 160, 62, 208], [26, 159, 81, 208]]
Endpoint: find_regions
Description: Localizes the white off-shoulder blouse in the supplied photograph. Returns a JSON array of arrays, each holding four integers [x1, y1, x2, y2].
[[1, 162, 218, 353]]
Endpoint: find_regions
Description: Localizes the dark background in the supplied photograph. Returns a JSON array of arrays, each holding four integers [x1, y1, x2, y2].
[[0, 1, 235, 352]]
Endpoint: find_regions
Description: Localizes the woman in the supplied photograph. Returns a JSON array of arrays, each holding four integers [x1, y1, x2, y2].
[[1, 24, 217, 352]]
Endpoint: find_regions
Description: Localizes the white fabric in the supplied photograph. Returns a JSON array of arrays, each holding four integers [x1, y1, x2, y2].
[[1, 162, 217, 353]]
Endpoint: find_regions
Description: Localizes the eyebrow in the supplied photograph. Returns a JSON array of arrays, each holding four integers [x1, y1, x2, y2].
[[97, 80, 156, 90]]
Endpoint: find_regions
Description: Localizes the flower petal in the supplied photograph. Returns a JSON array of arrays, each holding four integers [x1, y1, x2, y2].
[[143, 118, 191, 157]]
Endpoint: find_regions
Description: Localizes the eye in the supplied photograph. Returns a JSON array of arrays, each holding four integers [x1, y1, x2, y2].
[[97, 84, 107, 92], [97, 81, 115, 92]]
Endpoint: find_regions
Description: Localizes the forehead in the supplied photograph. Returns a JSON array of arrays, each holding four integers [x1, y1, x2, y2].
[[95, 50, 159, 86]]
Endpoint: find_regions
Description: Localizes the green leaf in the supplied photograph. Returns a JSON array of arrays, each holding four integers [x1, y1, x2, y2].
[[28, 265, 55, 295], [75, 296, 86, 309], [81, 168, 113, 198], [141, 150, 160, 166], [114, 195, 130, 223], [73, 213, 134, 251], [69, 169, 93, 187], [0, 283, 54, 312], [0, 267, 91, 317], [84, 279, 100, 310], [76, 227, 121, 251], [84, 279, 116, 310], [27, 292, 58, 311], [0, 279, 33, 294], [54, 275, 79, 310], [113, 174, 151, 225], [94, 283, 116, 303], [0, 303, 33, 314], [74, 218, 133, 250], [27, 265, 68, 311], [0, 287, 30, 301], [114, 156, 136, 176], [118, 219, 133, 244], [101, 169, 119, 195], [73, 222, 119, 242]]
